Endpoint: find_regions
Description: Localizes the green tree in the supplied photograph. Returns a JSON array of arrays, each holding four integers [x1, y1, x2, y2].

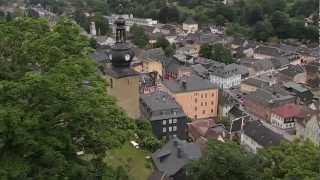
[[186, 140, 261, 180], [0, 17, 135, 179], [94, 13, 110, 36], [271, 11, 290, 39], [253, 20, 274, 42], [155, 36, 175, 56], [130, 24, 149, 48], [212, 44, 234, 64], [199, 43, 213, 59]]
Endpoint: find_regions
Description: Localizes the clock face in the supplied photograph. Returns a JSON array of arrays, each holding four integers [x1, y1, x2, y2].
[[125, 54, 131, 61]]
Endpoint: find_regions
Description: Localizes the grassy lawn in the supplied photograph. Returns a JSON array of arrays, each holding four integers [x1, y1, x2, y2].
[[104, 142, 153, 180]]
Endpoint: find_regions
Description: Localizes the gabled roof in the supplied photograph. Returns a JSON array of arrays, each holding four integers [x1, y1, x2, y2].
[[141, 48, 166, 62], [243, 121, 285, 148], [152, 138, 202, 176], [279, 65, 305, 77], [255, 46, 281, 57], [272, 104, 304, 118]]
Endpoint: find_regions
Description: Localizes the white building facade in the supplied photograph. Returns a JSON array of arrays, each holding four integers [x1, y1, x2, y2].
[[209, 74, 241, 89]]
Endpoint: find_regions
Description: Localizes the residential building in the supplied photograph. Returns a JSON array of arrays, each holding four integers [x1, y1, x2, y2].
[[161, 75, 219, 120], [283, 82, 314, 104], [240, 78, 270, 93], [188, 119, 226, 148], [140, 91, 187, 140], [296, 112, 320, 146], [133, 48, 166, 77], [253, 46, 281, 60], [305, 61, 320, 88], [151, 138, 202, 180], [208, 63, 242, 89], [163, 58, 193, 80], [241, 121, 285, 153], [271, 104, 304, 129], [245, 87, 295, 122], [140, 72, 158, 94], [105, 14, 157, 31], [277, 64, 306, 84], [182, 18, 198, 34], [239, 58, 275, 77]]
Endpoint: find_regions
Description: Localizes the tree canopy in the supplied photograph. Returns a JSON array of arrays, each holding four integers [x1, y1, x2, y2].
[[199, 43, 234, 64], [186, 140, 320, 180], [0, 17, 135, 179]]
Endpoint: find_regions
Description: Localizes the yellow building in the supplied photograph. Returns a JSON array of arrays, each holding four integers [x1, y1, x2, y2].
[[160, 75, 219, 120], [133, 48, 166, 77], [105, 66, 141, 119]]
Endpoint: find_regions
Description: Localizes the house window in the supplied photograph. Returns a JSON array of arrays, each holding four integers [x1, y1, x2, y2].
[[211, 109, 214, 113], [202, 110, 206, 114], [205, 93, 207, 98], [169, 127, 172, 132], [201, 102, 203, 106], [195, 107, 197, 111], [163, 127, 167, 133], [212, 93, 214, 97], [162, 120, 167, 125], [169, 119, 172, 124], [195, 98, 197, 103], [211, 101, 214, 105], [201, 94, 203, 98], [173, 126, 177, 131], [173, 119, 177, 123], [205, 102, 207, 106]]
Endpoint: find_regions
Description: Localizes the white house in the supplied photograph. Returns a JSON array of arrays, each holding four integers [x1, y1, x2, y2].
[[271, 104, 303, 129], [209, 63, 242, 89], [182, 18, 198, 34]]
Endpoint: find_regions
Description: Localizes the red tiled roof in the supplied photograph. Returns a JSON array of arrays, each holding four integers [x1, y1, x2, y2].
[[273, 104, 304, 118]]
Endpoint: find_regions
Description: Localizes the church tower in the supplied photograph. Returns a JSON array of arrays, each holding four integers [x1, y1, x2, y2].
[[105, 16, 141, 119]]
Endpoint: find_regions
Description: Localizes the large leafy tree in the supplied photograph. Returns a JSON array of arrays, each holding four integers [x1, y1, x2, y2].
[[186, 140, 320, 180], [130, 24, 149, 48], [0, 17, 135, 179]]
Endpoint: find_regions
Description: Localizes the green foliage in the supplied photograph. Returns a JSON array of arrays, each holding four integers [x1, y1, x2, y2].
[[187, 140, 261, 180], [186, 140, 320, 180], [253, 20, 274, 42], [136, 120, 162, 152], [0, 17, 135, 179], [130, 24, 149, 48], [155, 36, 175, 56], [200, 43, 234, 64], [93, 13, 110, 36]]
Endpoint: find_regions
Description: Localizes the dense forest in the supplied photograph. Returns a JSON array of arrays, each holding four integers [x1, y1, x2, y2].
[[20, 0, 319, 43]]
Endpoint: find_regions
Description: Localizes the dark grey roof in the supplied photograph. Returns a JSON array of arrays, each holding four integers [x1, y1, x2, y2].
[[141, 48, 166, 62], [246, 87, 294, 106], [105, 67, 140, 78], [243, 121, 285, 148], [255, 46, 281, 57], [270, 57, 290, 69], [229, 106, 246, 118], [209, 63, 242, 78], [164, 58, 191, 73], [191, 64, 209, 77], [162, 74, 216, 93], [279, 65, 305, 77], [140, 91, 182, 112], [242, 78, 269, 89], [239, 58, 274, 72], [283, 82, 309, 93], [152, 138, 202, 176]]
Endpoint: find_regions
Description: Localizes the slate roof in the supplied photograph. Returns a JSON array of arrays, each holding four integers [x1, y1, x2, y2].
[[141, 48, 167, 62], [243, 120, 285, 147], [152, 138, 202, 176], [255, 46, 281, 57], [90, 50, 109, 63], [246, 87, 294, 106], [140, 91, 182, 112], [242, 78, 270, 88], [191, 64, 209, 77], [279, 65, 305, 77], [283, 81, 308, 93], [270, 57, 290, 69], [162, 74, 216, 93], [209, 63, 242, 78]]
